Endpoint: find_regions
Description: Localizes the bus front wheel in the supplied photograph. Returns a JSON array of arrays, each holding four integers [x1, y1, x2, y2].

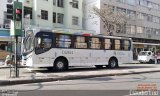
[[108, 58, 118, 69], [54, 58, 68, 71]]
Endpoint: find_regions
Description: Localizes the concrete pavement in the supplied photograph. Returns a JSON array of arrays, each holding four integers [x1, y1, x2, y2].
[[0, 63, 160, 86]]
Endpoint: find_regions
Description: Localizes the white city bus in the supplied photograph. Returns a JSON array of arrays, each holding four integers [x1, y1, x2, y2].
[[22, 28, 133, 71]]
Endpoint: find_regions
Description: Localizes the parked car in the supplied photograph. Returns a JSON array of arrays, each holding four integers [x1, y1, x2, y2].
[[138, 51, 155, 63]]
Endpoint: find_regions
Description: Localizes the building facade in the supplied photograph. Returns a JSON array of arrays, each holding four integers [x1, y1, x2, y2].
[[84, 0, 160, 59], [23, 0, 83, 30], [0, 0, 10, 28], [0, 0, 84, 53]]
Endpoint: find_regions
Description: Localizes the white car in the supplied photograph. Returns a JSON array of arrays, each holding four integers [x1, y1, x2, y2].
[[138, 51, 155, 63]]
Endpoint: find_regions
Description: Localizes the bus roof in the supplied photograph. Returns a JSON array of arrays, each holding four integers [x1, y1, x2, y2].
[[26, 27, 131, 40]]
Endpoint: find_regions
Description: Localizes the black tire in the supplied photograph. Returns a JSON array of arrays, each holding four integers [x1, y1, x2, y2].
[[54, 58, 68, 71], [149, 59, 154, 64], [139, 62, 143, 64], [95, 65, 103, 69], [108, 58, 118, 69], [47, 67, 53, 71], [157, 59, 160, 64]]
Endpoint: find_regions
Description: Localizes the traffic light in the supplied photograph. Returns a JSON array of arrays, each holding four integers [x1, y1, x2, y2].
[[15, 8, 22, 21], [10, 1, 23, 36], [6, 4, 13, 19]]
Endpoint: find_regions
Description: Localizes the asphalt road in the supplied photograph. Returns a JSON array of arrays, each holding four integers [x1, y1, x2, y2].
[[0, 72, 159, 96]]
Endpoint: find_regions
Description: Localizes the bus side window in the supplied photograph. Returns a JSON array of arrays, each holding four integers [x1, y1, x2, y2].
[[56, 34, 72, 48], [115, 39, 121, 50], [124, 40, 130, 51], [90, 37, 101, 49], [104, 38, 111, 50], [74, 36, 87, 49]]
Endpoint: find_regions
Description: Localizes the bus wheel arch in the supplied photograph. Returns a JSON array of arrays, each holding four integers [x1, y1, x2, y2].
[[54, 56, 69, 71], [108, 57, 119, 69]]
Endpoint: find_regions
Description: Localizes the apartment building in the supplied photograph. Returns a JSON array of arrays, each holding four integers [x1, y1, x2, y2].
[[0, 0, 11, 51], [84, 0, 160, 59], [0, 0, 10, 28], [23, 0, 83, 30]]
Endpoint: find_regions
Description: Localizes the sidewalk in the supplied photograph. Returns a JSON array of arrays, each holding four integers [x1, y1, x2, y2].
[[0, 63, 160, 86]]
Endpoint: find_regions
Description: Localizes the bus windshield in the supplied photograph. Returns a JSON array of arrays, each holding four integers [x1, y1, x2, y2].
[[34, 31, 53, 54]]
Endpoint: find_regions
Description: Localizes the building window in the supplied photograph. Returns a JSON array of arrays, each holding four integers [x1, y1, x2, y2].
[[41, 10, 48, 20], [137, 12, 145, 20], [53, 12, 56, 23], [53, 0, 56, 5], [127, 10, 136, 20], [57, 0, 64, 7], [126, 0, 136, 6], [139, 0, 147, 6], [72, 16, 79, 25], [24, 7, 32, 19], [153, 16, 160, 23], [57, 13, 64, 24], [145, 27, 151, 34], [116, 24, 126, 34], [72, 0, 79, 8], [116, 0, 125, 3], [137, 26, 144, 33], [117, 7, 126, 13], [130, 25, 136, 34], [147, 15, 153, 22]]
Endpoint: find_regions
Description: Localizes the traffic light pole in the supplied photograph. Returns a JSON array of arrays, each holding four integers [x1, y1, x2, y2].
[[15, 0, 19, 77], [15, 36, 19, 77]]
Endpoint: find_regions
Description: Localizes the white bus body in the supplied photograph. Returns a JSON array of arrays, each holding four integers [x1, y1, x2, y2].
[[22, 28, 133, 71]]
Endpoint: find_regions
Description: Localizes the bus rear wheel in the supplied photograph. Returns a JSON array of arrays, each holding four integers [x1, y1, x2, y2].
[[54, 58, 68, 71], [108, 58, 118, 69]]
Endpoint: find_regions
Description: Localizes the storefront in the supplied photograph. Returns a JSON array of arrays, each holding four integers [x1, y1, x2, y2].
[[0, 29, 10, 51]]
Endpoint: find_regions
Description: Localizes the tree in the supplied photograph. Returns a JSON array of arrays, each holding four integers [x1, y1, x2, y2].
[[91, 5, 128, 36]]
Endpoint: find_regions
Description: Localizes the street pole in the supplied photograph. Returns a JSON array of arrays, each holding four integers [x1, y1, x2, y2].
[[15, 36, 19, 77], [16, 0, 18, 77], [15, 0, 20, 77]]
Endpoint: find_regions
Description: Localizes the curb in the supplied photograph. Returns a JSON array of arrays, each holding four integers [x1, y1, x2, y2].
[[1, 69, 160, 86]]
